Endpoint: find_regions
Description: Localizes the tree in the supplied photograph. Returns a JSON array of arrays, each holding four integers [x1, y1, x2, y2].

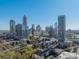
[[21, 46, 36, 59]]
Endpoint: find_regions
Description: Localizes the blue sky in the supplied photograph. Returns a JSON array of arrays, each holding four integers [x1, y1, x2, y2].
[[0, 0, 79, 30]]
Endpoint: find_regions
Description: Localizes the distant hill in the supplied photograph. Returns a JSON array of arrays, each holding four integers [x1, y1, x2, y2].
[[0, 30, 9, 34], [67, 30, 79, 34]]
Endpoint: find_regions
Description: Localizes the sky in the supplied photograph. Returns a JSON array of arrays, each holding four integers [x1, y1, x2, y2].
[[0, 0, 79, 30]]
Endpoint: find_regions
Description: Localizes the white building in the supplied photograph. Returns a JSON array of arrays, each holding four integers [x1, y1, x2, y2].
[[57, 52, 79, 59]]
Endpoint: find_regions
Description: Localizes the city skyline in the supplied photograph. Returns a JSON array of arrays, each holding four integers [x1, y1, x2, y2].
[[0, 0, 79, 30]]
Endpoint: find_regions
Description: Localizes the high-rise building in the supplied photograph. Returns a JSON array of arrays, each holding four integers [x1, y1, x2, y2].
[[23, 15, 27, 26], [45, 25, 54, 38], [31, 24, 35, 36], [35, 25, 42, 36], [16, 24, 22, 36], [10, 20, 16, 36], [54, 22, 58, 38], [48, 25, 54, 38], [36, 25, 41, 31], [58, 15, 66, 42], [22, 15, 28, 38]]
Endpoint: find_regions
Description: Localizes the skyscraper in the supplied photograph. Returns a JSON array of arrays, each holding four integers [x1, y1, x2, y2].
[[58, 15, 66, 42], [36, 25, 41, 31], [54, 22, 58, 38], [23, 15, 27, 26], [45, 25, 54, 38], [48, 25, 54, 38], [22, 15, 28, 38], [16, 24, 22, 36], [35, 25, 42, 36], [10, 20, 16, 36], [31, 24, 35, 36]]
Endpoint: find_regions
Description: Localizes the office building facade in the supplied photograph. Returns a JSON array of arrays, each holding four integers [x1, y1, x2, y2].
[[10, 20, 16, 36], [58, 15, 66, 42], [22, 15, 28, 38], [16, 24, 22, 36]]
